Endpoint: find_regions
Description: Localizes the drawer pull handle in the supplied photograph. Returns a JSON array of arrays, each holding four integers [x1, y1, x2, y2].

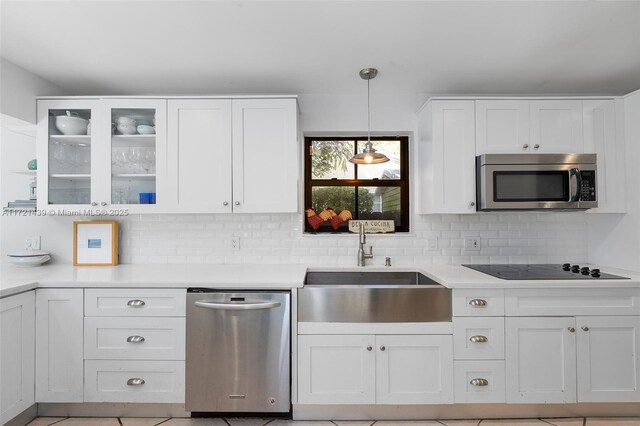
[[127, 299, 146, 307], [582, 326, 589, 332], [568, 327, 576, 333], [470, 335, 488, 343], [469, 299, 487, 307], [127, 335, 146, 343], [126, 378, 145, 386], [380, 345, 386, 351], [470, 378, 489, 387], [366, 345, 373, 351]]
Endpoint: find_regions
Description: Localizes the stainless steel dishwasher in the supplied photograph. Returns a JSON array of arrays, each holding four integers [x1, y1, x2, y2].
[[186, 289, 290, 413]]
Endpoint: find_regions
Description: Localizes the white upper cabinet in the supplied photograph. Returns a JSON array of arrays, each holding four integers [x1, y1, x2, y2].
[[37, 98, 167, 213], [417, 100, 476, 214], [476, 100, 530, 154], [475, 99, 584, 154], [583, 99, 627, 213], [167, 99, 233, 213], [167, 97, 299, 213], [530, 100, 584, 153]]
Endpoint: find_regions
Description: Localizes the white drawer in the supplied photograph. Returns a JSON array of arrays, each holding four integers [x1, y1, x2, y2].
[[85, 289, 185, 317], [454, 360, 505, 404], [453, 317, 504, 360], [84, 317, 185, 360], [453, 289, 505, 317], [505, 288, 640, 316], [84, 360, 184, 403]]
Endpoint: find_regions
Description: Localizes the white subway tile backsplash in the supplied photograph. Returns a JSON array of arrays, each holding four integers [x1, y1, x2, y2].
[[115, 212, 587, 265]]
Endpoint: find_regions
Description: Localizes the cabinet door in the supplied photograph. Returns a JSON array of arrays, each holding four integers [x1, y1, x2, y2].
[[37, 99, 100, 210], [476, 100, 530, 154], [418, 100, 476, 214], [576, 316, 640, 402], [584, 99, 626, 213], [36, 289, 84, 402], [297, 334, 375, 404], [167, 99, 233, 213], [100, 99, 167, 213], [0, 291, 35, 424], [505, 317, 576, 403], [376, 335, 453, 404], [232, 99, 298, 213], [530, 100, 584, 153]]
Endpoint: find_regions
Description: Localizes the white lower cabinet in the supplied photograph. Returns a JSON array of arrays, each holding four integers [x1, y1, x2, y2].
[[84, 360, 185, 403], [35, 289, 84, 403], [0, 291, 35, 424], [505, 315, 640, 404], [298, 334, 453, 405], [454, 360, 505, 403], [83, 288, 186, 404]]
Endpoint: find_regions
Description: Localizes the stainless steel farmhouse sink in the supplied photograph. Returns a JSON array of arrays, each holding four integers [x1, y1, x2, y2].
[[298, 271, 452, 323]]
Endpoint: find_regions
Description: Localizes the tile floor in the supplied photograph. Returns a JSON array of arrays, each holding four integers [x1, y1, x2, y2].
[[25, 418, 640, 426]]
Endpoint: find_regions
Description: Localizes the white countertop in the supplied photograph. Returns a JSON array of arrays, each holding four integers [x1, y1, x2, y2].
[[2, 262, 640, 298]]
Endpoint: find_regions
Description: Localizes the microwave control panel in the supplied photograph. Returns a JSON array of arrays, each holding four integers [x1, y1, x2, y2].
[[580, 170, 596, 201]]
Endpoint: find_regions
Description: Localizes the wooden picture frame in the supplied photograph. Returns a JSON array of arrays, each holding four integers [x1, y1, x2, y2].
[[73, 221, 119, 266]]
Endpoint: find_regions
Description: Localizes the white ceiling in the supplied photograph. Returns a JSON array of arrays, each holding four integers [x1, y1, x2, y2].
[[1, 1, 640, 97]]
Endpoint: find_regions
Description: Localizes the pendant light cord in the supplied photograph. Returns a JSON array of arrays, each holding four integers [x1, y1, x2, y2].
[[367, 77, 371, 145]]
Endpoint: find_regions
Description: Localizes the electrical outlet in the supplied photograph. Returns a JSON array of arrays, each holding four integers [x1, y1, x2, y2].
[[427, 238, 438, 250], [26, 236, 41, 251], [231, 237, 240, 251], [465, 237, 481, 251]]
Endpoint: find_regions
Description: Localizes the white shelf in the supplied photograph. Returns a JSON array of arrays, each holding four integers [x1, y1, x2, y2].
[[111, 134, 156, 147], [50, 174, 91, 179], [112, 173, 156, 180], [9, 170, 37, 176], [50, 135, 91, 145]]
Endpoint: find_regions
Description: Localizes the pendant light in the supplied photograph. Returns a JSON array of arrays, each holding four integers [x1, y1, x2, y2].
[[349, 68, 389, 165]]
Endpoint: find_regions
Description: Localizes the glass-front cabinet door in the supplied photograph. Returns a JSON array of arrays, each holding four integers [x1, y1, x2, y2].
[[37, 98, 166, 213], [99, 99, 166, 213], [37, 99, 99, 210]]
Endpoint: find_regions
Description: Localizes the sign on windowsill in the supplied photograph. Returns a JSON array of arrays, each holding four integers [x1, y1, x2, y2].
[[348, 220, 395, 234]]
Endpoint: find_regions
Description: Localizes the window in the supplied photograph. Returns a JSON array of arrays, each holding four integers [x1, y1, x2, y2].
[[304, 136, 409, 233]]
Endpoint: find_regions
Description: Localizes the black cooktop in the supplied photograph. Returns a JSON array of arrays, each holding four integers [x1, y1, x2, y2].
[[462, 264, 630, 280]]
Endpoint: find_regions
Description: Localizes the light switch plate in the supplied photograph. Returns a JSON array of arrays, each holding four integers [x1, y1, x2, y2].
[[231, 237, 240, 251], [465, 237, 481, 251], [26, 236, 41, 250]]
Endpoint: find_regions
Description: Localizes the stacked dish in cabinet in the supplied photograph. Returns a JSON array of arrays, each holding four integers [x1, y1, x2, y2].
[[452, 289, 506, 403], [83, 289, 186, 403]]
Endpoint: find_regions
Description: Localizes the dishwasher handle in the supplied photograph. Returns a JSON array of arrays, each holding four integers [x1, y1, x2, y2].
[[194, 300, 281, 310]]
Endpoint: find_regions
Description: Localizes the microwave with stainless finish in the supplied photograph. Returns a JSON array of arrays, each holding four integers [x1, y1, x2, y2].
[[476, 153, 597, 211]]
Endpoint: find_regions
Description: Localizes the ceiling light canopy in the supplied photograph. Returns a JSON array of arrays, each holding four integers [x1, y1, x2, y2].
[[349, 68, 389, 165]]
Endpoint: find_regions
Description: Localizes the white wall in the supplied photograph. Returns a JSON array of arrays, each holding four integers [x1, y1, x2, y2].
[[0, 58, 67, 124], [587, 89, 640, 270]]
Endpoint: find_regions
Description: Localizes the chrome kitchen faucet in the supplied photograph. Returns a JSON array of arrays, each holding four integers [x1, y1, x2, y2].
[[357, 223, 373, 266]]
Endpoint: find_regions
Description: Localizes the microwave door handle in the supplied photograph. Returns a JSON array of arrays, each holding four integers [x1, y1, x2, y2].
[[569, 168, 582, 202]]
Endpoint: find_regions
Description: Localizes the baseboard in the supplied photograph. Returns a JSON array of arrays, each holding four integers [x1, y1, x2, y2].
[[37, 403, 190, 418], [293, 403, 640, 420], [3, 404, 37, 426]]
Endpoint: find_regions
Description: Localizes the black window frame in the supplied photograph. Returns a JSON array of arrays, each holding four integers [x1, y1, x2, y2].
[[304, 135, 410, 233]]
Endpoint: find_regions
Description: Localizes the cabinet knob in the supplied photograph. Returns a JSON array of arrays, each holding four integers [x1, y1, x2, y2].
[[223, 201, 229, 206], [91, 202, 98, 206], [568, 327, 576, 333], [235, 201, 240, 206], [100, 202, 107, 206], [127, 299, 146, 307], [581, 326, 589, 332], [469, 201, 475, 207], [126, 335, 145, 343], [366, 345, 372, 351], [470, 378, 489, 387], [534, 144, 540, 149], [523, 144, 529, 149], [469, 299, 487, 307], [469, 335, 489, 343], [126, 378, 145, 386], [380, 345, 386, 351]]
